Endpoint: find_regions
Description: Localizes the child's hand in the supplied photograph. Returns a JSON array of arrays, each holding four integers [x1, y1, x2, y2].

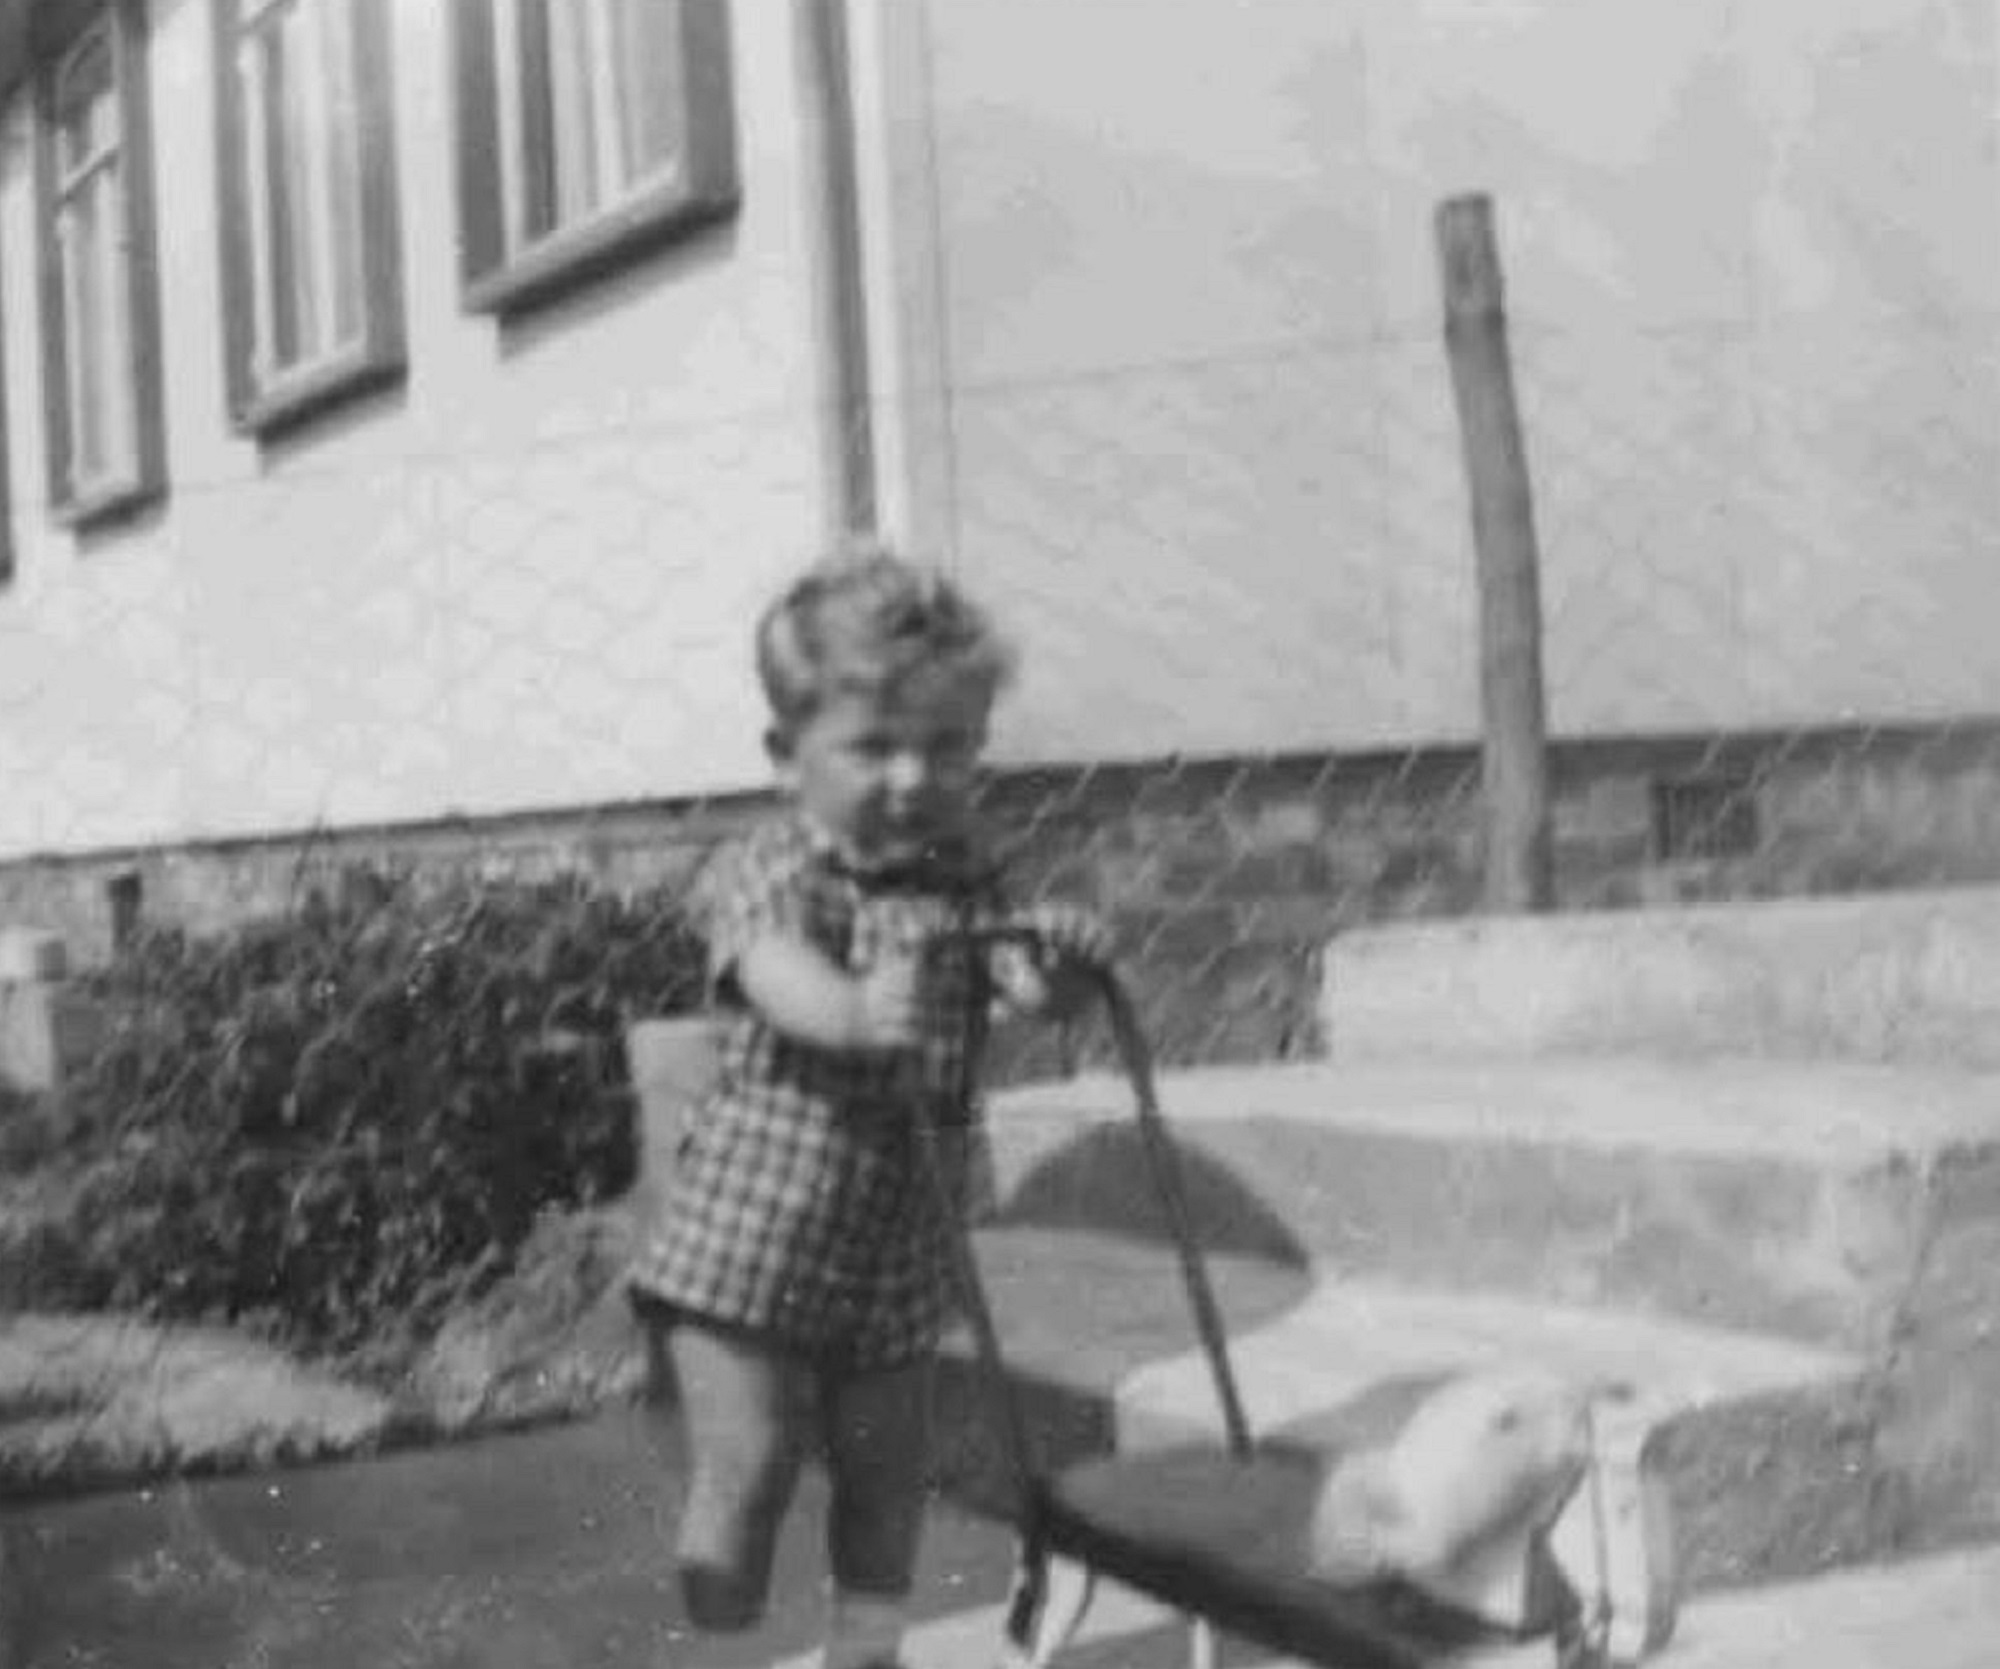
[[851, 952, 926, 1050], [992, 904, 1115, 1020], [1025, 903, 1115, 970]]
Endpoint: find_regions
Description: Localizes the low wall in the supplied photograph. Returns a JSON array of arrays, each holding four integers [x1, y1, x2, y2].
[[4, 719, 2000, 1073]]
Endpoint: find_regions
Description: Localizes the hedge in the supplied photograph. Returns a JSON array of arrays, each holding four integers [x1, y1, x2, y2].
[[15, 868, 704, 1361]]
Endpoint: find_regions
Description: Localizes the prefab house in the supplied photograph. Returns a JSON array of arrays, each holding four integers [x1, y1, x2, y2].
[[0, 0, 1994, 1013]]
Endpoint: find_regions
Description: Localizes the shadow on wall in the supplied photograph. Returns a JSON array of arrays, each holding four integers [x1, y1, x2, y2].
[[994, 1122, 1311, 1270]]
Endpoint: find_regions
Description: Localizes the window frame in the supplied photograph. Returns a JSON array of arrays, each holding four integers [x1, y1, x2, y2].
[[211, 0, 407, 438], [451, 0, 740, 319], [0, 231, 13, 587], [30, 0, 167, 529]]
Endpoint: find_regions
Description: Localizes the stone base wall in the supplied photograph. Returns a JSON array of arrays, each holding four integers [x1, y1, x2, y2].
[[4, 720, 1998, 1071]]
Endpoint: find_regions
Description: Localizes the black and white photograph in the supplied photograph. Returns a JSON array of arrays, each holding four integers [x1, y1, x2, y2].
[[0, 2, 1996, 1665]]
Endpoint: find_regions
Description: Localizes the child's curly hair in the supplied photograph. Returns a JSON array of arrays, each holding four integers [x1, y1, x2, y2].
[[755, 544, 1016, 735]]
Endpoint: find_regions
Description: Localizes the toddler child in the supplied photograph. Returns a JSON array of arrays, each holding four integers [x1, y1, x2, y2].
[[629, 546, 1110, 1669]]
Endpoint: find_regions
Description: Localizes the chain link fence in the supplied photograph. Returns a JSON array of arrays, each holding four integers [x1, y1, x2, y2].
[[4, 303, 2000, 1071], [3, 246, 1999, 1491]]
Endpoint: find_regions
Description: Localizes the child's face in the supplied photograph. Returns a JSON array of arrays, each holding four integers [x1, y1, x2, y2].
[[772, 677, 992, 868]]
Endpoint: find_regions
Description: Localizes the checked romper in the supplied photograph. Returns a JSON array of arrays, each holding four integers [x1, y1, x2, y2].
[[629, 814, 1011, 1369]]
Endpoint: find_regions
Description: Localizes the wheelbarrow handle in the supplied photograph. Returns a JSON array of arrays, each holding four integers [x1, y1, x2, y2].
[[959, 921, 1257, 1460], [1085, 961, 1257, 1460]]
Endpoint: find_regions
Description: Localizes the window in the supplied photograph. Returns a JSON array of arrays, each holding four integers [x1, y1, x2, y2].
[[32, 3, 166, 526], [212, 0, 405, 435], [453, 0, 739, 316], [1650, 773, 1760, 862]]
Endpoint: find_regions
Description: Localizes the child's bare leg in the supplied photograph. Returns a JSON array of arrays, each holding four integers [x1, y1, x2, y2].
[[667, 1319, 811, 1631], [818, 1354, 935, 1667]]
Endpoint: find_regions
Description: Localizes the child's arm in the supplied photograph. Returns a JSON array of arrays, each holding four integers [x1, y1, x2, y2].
[[735, 933, 923, 1052]]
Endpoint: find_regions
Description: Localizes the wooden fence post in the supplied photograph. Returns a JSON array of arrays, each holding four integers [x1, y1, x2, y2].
[[1435, 193, 1553, 912]]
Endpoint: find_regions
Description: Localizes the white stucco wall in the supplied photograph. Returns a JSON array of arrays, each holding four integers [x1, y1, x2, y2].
[[2, 0, 1995, 865], [880, 0, 2000, 766], [0, 0, 831, 861]]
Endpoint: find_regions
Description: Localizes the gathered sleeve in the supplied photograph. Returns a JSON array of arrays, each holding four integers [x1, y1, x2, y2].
[[685, 828, 826, 1008]]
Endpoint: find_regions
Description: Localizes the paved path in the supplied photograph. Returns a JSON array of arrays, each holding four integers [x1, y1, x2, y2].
[[7, 1404, 1014, 1669], [11, 1398, 2000, 1669], [8, 1224, 1999, 1668]]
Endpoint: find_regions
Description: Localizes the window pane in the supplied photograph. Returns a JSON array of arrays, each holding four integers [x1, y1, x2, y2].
[[242, 0, 368, 378], [55, 35, 115, 179], [497, 0, 557, 245], [316, 0, 365, 349], [260, 21, 300, 365], [60, 208, 104, 478], [40, 7, 160, 504], [61, 172, 133, 487], [496, 0, 686, 251], [278, 2, 327, 358], [610, 0, 681, 185], [95, 172, 135, 481], [545, 0, 604, 226], [473, 0, 722, 297], [239, 29, 282, 371]]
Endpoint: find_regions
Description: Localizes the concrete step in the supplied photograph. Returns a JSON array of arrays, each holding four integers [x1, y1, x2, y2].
[[931, 1227, 1871, 1591], [988, 1058, 1999, 1348], [1317, 885, 2000, 1068], [928, 1226, 1314, 1521], [1115, 1278, 1867, 1592], [984, 1059, 2000, 1563]]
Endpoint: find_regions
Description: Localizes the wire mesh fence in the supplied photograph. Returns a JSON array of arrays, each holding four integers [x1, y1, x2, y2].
[[10, 716, 2000, 1080], [4, 341, 2000, 1043], [3, 228, 2000, 1485], [6, 304, 1999, 1051]]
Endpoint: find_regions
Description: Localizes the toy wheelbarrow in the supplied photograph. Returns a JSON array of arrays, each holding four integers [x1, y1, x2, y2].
[[914, 926, 1678, 1669]]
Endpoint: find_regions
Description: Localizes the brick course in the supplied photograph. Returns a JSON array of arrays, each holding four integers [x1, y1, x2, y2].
[[5, 721, 1999, 1072]]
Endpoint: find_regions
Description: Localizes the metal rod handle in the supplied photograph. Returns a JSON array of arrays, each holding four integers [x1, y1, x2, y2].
[[1092, 966, 1257, 1459]]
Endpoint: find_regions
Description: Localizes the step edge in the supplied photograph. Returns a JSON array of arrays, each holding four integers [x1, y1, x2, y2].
[[1111, 1278, 1865, 1445], [989, 1058, 2000, 1164]]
